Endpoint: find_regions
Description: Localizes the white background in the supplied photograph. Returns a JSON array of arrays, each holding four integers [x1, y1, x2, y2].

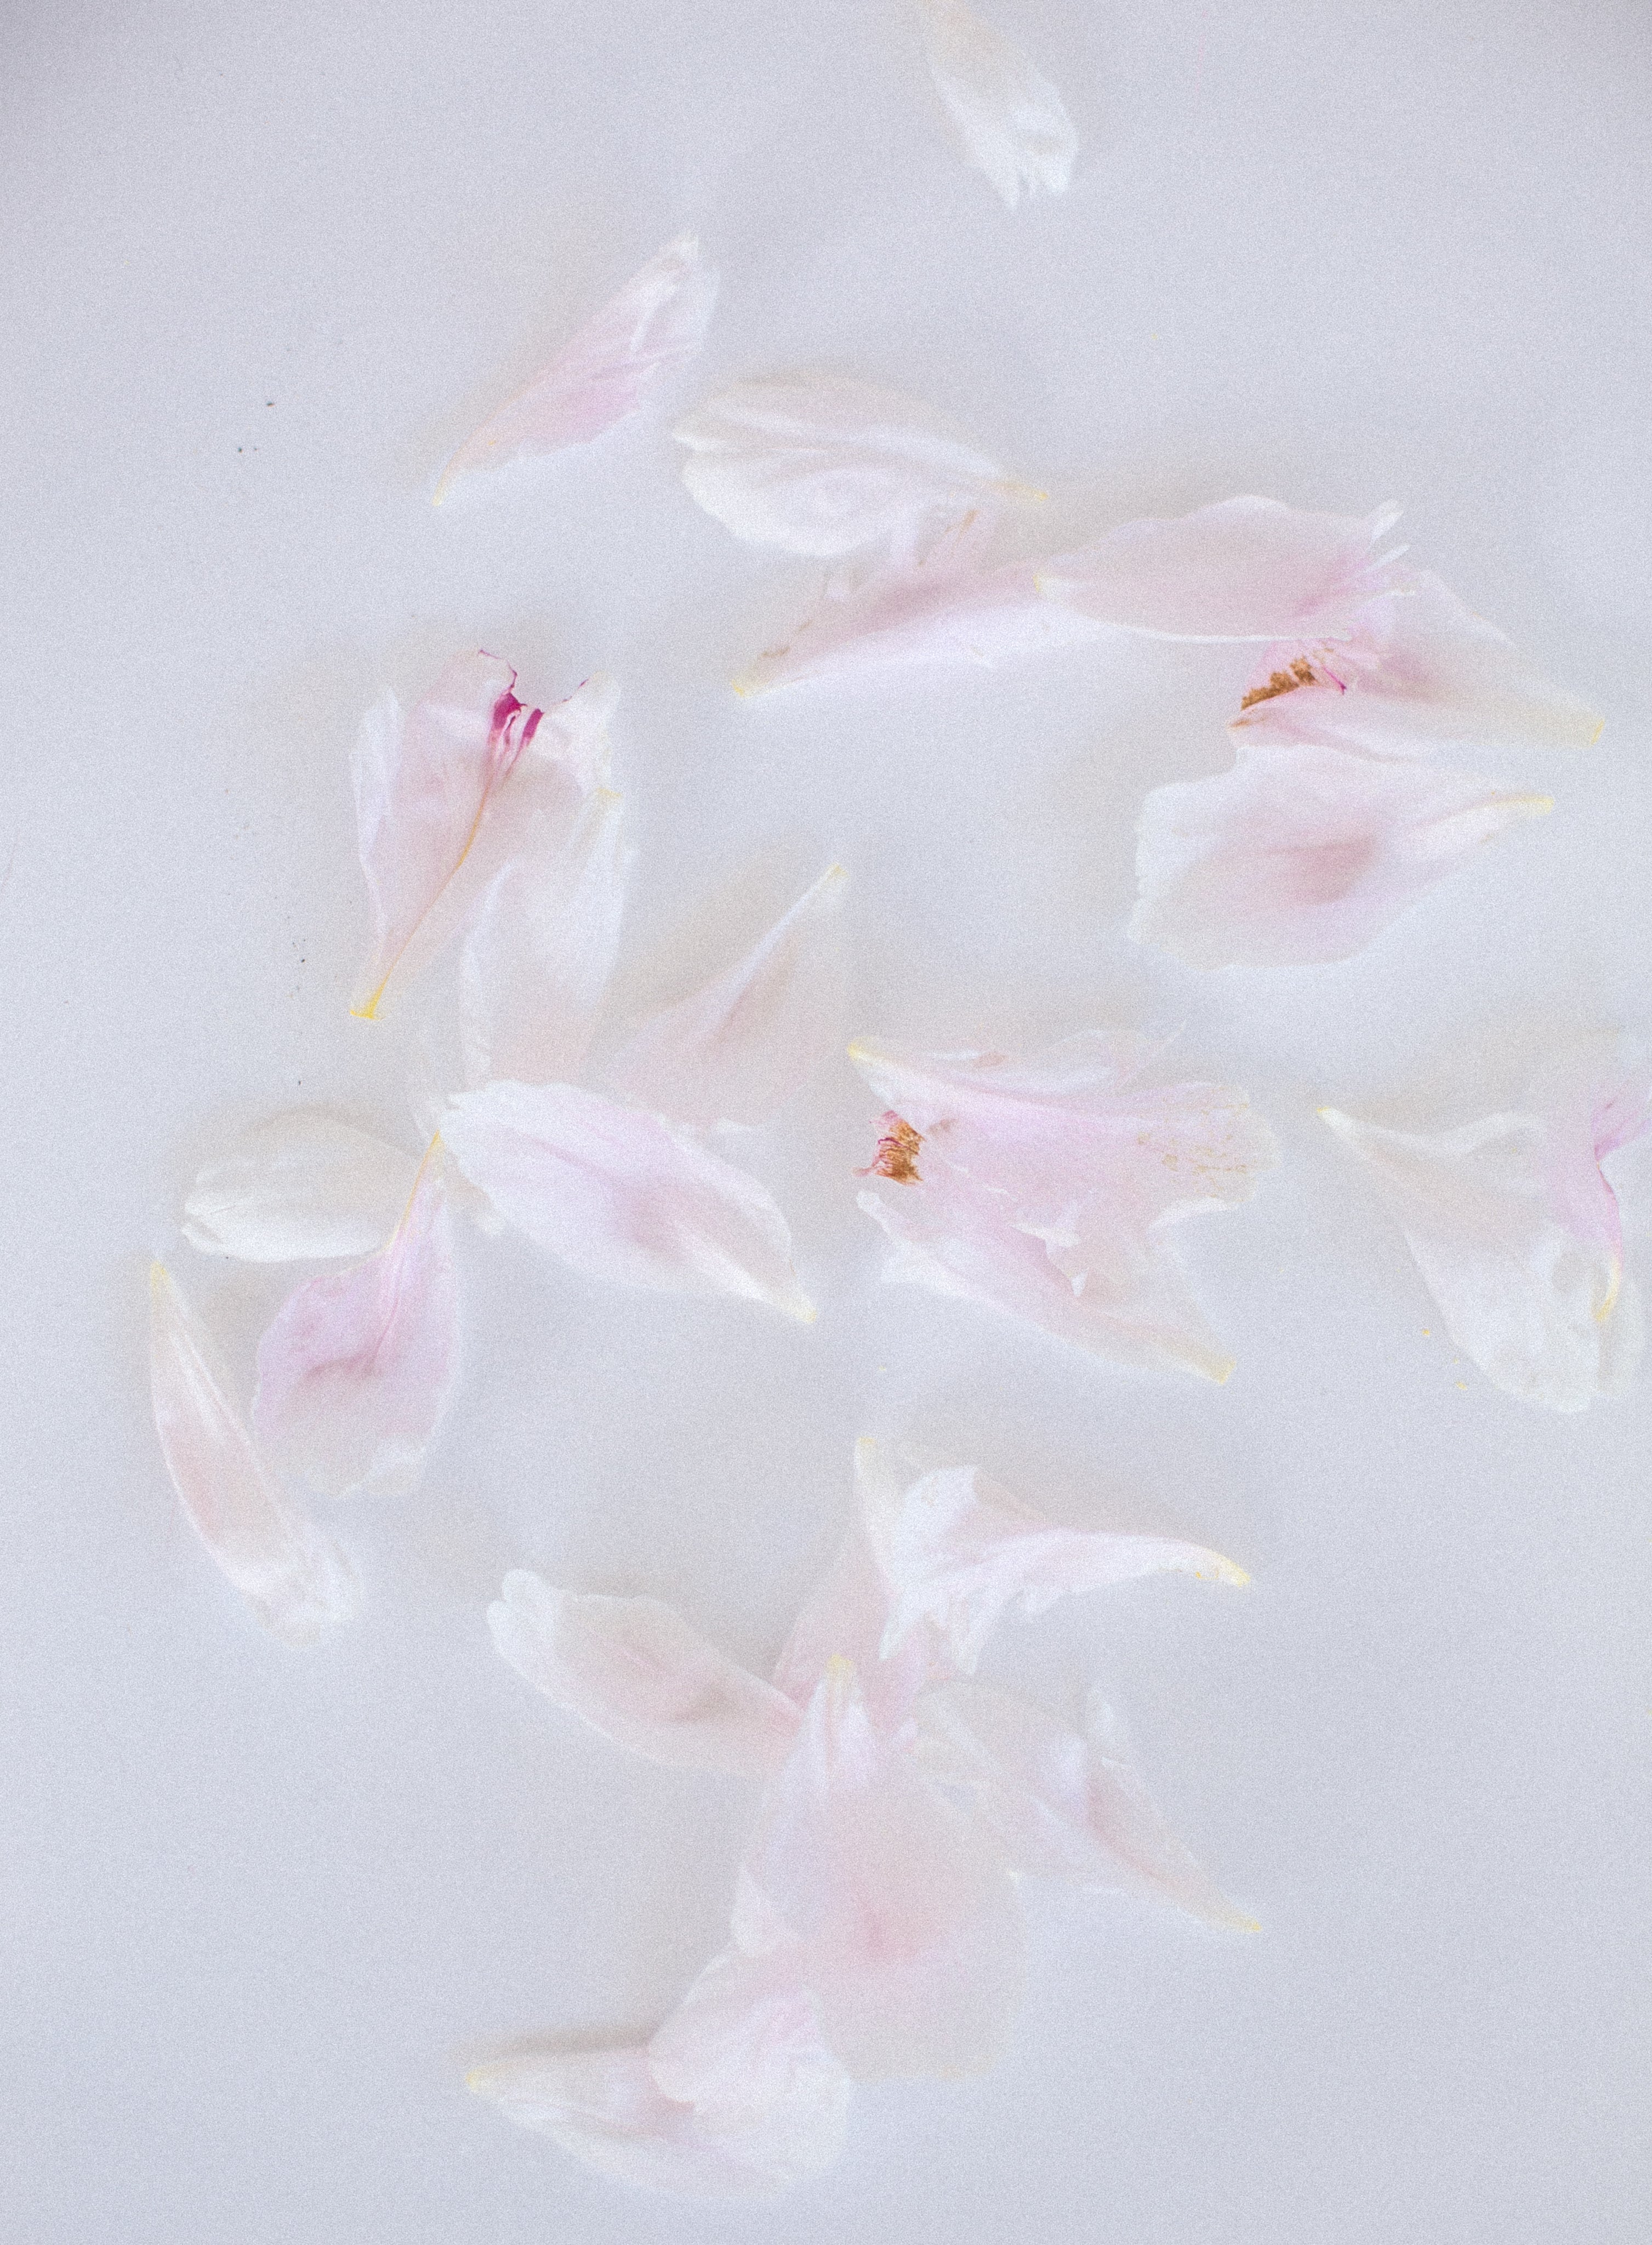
[[2, 1, 1649, 2238]]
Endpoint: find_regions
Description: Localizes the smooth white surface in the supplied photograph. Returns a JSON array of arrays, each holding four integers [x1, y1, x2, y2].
[[2, 1, 1649, 2238]]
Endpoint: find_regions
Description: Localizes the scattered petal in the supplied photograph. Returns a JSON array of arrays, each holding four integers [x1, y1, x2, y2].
[[436, 235, 718, 498], [1132, 742, 1553, 968], [147, 1263, 357, 1644], [252, 1143, 457, 1499], [443, 1078, 813, 1318], [912, 0, 1077, 207], [488, 1570, 801, 1777], [603, 865, 847, 1128], [183, 1110, 420, 1262]]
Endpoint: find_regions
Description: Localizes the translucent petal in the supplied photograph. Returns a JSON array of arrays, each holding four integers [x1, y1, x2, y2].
[[183, 1110, 420, 1262], [436, 235, 717, 497], [147, 1264, 357, 1644], [912, 0, 1077, 207], [487, 1570, 801, 1777]]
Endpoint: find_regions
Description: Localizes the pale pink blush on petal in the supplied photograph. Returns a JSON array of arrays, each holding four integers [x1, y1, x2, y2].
[[148, 1264, 358, 1645], [183, 1110, 420, 1262]]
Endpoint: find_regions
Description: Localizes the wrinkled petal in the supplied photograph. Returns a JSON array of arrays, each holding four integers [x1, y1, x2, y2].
[[1131, 742, 1553, 968], [851, 1034, 1277, 1379], [352, 659, 613, 1019], [915, 1681, 1254, 1928], [674, 374, 1035, 559], [488, 1570, 801, 1777], [602, 866, 846, 1128], [1040, 496, 1405, 640], [913, 0, 1077, 207], [436, 235, 717, 497], [147, 1264, 357, 1644], [1322, 1054, 1649, 1410], [252, 1144, 457, 1499], [863, 1460, 1245, 1673], [1230, 572, 1602, 757], [461, 780, 629, 1088], [740, 1662, 1025, 2080], [443, 1078, 813, 1318], [183, 1110, 420, 1262]]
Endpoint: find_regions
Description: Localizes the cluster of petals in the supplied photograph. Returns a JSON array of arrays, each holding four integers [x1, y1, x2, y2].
[[470, 1441, 1250, 2196]]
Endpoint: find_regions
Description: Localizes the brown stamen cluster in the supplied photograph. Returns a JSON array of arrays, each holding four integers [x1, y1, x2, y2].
[[858, 1112, 924, 1184], [1239, 654, 1319, 709]]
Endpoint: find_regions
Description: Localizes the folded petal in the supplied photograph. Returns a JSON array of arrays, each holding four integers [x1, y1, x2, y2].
[[487, 1570, 801, 1777], [147, 1264, 357, 1644], [915, 1681, 1254, 1928], [602, 866, 846, 1128], [674, 374, 1034, 559], [251, 1143, 457, 1499], [436, 234, 718, 498], [912, 0, 1077, 207], [1040, 496, 1405, 640], [443, 1078, 813, 1318], [740, 1662, 1025, 2080], [183, 1110, 420, 1262], [1131, 742, 1553, 968], [862, 1461, 1245, 1673]]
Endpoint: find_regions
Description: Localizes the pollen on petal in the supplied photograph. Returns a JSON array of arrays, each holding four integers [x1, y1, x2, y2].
[[858, 1113, 924, 1184]]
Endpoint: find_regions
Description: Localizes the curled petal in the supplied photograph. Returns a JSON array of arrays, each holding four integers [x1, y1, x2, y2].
[[1131, 743, 1553, 968], [674, 374, 1034, 559], [436, 235, 717, 498], [252, 1144, 457, 1500], [912, 0, 1077, 207], [183, 1110, 420, 1262], [603, 865, 846, 1128], [915, 1681, 1254, 1929], [443, 1078, 813, 1318], [488, 1570, 801, 1777], [147, 1264, 357, 1644]]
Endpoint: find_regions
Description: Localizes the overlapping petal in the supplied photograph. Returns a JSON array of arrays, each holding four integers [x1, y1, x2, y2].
[[912, 0, 1077, 207], [183, 1110, 420, 1262]]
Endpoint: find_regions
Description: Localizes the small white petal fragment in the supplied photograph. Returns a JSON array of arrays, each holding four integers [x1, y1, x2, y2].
[[443, 1078, 813, 1317], [863, 1461, 1246, 1673], [252, 1145, 457, 1500], [488, 1570, 801, 1777], [436, 234, 718, 498], [916, 1681, 1254, 1928], [1132, 744, 1553, 968], [851, 1032, 1278, 1378], [674, 375, 1030, 559], [183, 1110, 420, 1262], [603, 866, 847, 1128], [147, 1264, 357, 1644], [912, 0, 1077, 208]]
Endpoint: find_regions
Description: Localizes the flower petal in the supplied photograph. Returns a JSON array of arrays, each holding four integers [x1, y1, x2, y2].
[[251, 1144, 457, 1499], [1131, 742, 1553, 968], [912, 0, 1077, 207], [436, 234, 717, 498], [443, 1078, 813, 1318], [487, 1569, 801, 1777], [183, 1110, 420, 1262], [147, 1264, 357, 1644], [674, 374, 1032, 558], [602, 865, 846, 1128]]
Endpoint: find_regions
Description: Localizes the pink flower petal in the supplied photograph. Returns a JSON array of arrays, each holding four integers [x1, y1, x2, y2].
[[487, 1570, 801, 1777], [436, 235, 717, 498], [252, 1144, 456, 1499], [1132, 742, 1553, 968], [602, 865, 846, 1129], [850, 1033, 1277, 1378], [442, 1078, 814, 1318], [183, 1110, 420, 1262], [912, 0, 1077, 208], [148, 1264, 357, 1644]]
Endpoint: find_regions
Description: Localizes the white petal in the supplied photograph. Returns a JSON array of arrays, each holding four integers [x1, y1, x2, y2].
[[147, 1264, 357, 1645], [436, 235, 718, 497], [913, 0, 1077, 207], [674, 374, 1033, 558], [487, 1570, 801, 1777], [183, 1110, 420, 1262], [603, 866, 846, 1128], [443, 1079, 813, 1317]]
